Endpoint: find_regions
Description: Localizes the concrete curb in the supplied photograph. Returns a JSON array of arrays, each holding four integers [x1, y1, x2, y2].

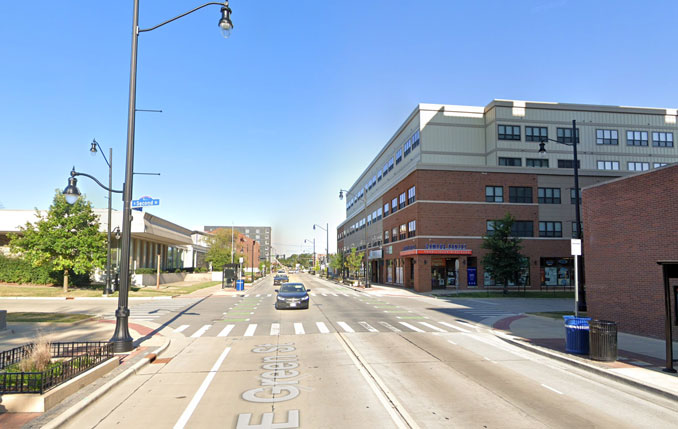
[[494, 331, 678, 402], [41, 337, 171, 429], [0, 296, 174, 300]]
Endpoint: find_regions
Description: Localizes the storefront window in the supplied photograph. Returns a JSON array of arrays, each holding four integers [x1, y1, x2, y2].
[[540, 257, 573, 286]]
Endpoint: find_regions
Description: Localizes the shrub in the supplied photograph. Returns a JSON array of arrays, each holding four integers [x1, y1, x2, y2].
[[134, 268, 156, 274], [19, 337, 52, 372], [0, 254, 54, 284]]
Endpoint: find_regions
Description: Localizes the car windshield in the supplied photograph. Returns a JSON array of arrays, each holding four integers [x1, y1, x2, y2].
[[280, 284, 306, 293]]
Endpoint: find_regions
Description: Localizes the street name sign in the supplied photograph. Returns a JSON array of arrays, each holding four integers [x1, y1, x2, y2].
[[132, 196, 160, 208]]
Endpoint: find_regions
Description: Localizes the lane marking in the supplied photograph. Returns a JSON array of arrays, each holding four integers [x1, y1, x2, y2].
[[438, 321, 470, 333], [173, 346, 231, 429], [316, 322, 330, 334], [418, 322, 447, 333], [541, 384, 563, 395], [190, 324, 211, 338], [447, 339, 457, 345], [217, 324, 234, 337], [358, 322, 379, 333], [398, 322, 425, 333], [222, 318, 250, 322], [174, 325, 189, 333], [294, 323, 305, 335], [321, 293, 328, 297], [329, 293, 338, 296], [378, 321, 401, 332], [270, 323, 280, 335], [244, 324, 257, 337], [337, 321, 354, 333], [267, 294, 272, 297], [255, 294, 261, 297]]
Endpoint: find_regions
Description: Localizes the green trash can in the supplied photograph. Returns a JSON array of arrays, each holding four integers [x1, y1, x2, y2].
[[589, 320, 617, 361]]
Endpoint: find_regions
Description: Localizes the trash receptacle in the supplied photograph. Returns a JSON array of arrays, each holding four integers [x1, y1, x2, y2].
[[236, 279, 244, 291], [589, 320, 617, 361], [563, 316, 591, 354]]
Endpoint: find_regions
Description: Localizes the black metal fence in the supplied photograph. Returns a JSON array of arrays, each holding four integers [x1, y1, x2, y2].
[[0, 342, 114, 394]]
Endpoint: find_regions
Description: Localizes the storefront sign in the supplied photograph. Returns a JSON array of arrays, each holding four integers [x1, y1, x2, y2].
[[424, 243, 467, 251], [400, 244, 472, 257], [369, 249, 382, 260], [467, 268, 477, 286]]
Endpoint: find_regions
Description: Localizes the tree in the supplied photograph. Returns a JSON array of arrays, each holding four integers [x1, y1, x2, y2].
[[9, 190, 106, 292], [345, 248, 364, 284], [329, 252, 345, 278], [205, 228, 237, 271], [481, 212, 528, 294]]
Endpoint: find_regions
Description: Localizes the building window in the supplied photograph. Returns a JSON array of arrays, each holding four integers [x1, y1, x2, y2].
[[526, 158, 549, 168], [392, 227, 398, 242], [628, 161, 650, 172], [384, 203, 389, 217], [391, 197, 397, 213], [383, 163, 388, 177], [654, 162, 668, 168], [499, 157, 522, 167], [377, 208, 383, 220], [538, 187, 561, 204], [485, 186, 503, 202], [509, 186, 533, 203], [539, 221, 562, 237], [511, 221, 534, 237], [486, 220, 496, 235], [408, 220, 416, 238], [596, 129, 618, 145], [399, 224, 407, 240], [384, 230, 389, 244], [626, 130, 648, 146], [404, 139, 412, 156], [399, 192, 406, 209], [388, 157, 394, 171], [525, 126, 548, 142], [408, 186, 416, 204], [557, 159, 581, 169], [597, 160, 620, 170], [378, 170, 382, 181], [498, 125, 521, 141], [396, 149, 402, 164], [571, 222, 579, 238], [570, 188, 581, 204], [557, 127, 580, 144], [367, 214, 372, 225], [652, 132, 674, 147], [412, 130, 420, 148]]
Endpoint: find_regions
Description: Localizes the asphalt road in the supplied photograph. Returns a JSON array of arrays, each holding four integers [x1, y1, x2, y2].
[[57, 274, 678, 428]]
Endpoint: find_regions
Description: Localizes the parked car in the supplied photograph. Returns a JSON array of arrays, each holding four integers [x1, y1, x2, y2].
[[274, 283, 311, 310], [273, 275, 289, 285]]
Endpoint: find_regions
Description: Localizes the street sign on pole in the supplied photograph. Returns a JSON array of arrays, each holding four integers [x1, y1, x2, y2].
[[571, 239, 582, 256], [571, 239, 582, 316], [132, 195, 160, 208]]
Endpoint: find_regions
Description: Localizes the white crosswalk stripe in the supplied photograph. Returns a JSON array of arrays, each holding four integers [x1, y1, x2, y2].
[[294, 323, 305, 335], [438, 321, 470, 333], [337, 321, 354, 333], [316, 322, 330, 334], [270, 323, 280, 335], [378, 321, 401, 332], [191, 324, 211, 338], [419, 322, 447, 333], [358, 321, 378, 332], [244, 324, 257, 336], [217, 324, 234, 337], [399, 322, 425, 332], [175, 325, 189, 333]]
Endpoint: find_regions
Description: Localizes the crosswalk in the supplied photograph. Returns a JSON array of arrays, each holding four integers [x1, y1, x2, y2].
[[101, 298, 203, 321], [234, 290, 358, 298], [172, 319, 473, 338]]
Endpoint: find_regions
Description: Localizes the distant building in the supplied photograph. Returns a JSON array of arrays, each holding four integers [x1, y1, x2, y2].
[[338, 100, 678, 292], [204, 225, 271, 262]]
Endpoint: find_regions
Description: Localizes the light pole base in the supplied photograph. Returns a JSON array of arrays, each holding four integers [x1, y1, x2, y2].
[[110, 308, 134, 353]]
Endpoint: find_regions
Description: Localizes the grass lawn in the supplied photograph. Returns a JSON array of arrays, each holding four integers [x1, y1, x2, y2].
[[0, 281, 222, 298], [6, 312, 94, 323], [432, 291, 575, 299]]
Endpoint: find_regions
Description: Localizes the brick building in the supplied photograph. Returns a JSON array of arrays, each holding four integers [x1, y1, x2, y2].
[[337, 100, 678, 292], [583, 164, 678, 339]]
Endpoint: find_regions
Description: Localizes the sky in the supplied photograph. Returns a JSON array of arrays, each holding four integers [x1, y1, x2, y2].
[[2, 0, 678, 256]]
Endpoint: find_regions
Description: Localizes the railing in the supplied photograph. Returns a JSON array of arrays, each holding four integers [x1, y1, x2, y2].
[[0, 342, 114, 394]]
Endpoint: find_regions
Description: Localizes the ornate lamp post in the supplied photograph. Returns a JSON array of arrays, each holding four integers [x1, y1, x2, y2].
[[89, 140, 115, 295]]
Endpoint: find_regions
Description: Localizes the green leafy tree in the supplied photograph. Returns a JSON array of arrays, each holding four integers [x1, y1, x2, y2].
[[481, 212, 528, 294], [9, 191, 106, 292], [329, 252, 345, 279], [205, 228, 237, 271], [345, 248, 364, 283]]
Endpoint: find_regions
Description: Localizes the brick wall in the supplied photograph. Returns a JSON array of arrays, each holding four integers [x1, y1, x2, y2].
[[583, 164, 678, 339]]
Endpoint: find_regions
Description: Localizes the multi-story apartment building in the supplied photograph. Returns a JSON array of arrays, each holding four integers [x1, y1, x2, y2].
[[203, 225, 271, 262], [337, 100, 678, 292]]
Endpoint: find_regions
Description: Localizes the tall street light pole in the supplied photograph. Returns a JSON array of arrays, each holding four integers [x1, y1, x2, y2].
[[313, 223, 329, 275], [539, 119, 585, 315], [304, 239, 315, 268], [339, 189, 369, 287], [90, 140, 114, 296], [112, 1, 233, 353]]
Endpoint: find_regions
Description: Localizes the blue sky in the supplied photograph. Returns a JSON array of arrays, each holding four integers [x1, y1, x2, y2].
[[2, 0, 677, 256]]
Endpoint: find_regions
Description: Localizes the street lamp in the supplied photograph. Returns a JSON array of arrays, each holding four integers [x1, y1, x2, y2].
[[339, 189, 370, 287], [304, 239, 315, 268], [62, 167, 123, 293], [90, 139, 114, 296], [538, 119, 585, 315], [313, 223, 329, 276], [112, 0, 233, 353]]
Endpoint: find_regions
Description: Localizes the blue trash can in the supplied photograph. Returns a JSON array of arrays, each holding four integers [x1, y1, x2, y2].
[[236, 279, 244, 291], [563, 316, 591, 354]]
